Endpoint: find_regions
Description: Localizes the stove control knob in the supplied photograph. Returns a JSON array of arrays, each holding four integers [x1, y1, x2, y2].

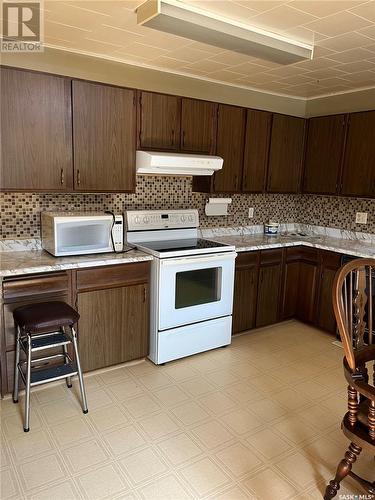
[[180, 215, 186, 223], [143, 216, 150, 224], [188, 215, 194, 222], [134, 216, 140, 224]]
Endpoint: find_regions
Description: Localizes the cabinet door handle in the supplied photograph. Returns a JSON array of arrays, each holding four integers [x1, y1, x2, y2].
[[171, 129, 175, 146], [143, 286, 147, 303], [182, 130, 185, 147], [77, 169, 81, 186], [60, 168, 64, 185]]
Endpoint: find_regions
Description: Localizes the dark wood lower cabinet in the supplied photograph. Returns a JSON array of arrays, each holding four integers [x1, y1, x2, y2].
[[232, 252, 259, 334], [0, 262, 150, 396], [296, 261, 319, 323], [255, 250, 283, 328], [77, 283, 149, 372], [315, 251, 342, 333]]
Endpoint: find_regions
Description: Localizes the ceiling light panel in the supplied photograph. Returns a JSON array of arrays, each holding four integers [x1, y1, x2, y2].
[[137, 0, 313, 65]]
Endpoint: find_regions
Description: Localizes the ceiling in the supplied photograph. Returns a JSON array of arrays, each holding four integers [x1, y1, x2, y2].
[[39, 0, 375, 98]]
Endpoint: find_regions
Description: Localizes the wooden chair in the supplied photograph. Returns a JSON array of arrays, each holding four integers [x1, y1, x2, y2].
[[324, 258, 375, 499]]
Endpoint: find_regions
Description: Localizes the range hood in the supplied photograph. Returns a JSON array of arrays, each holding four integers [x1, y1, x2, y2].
[[136, 150, 223, 176]]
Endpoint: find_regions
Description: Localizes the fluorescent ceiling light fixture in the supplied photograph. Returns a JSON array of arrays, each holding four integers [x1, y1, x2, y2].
[[137, 0, 313, 65]]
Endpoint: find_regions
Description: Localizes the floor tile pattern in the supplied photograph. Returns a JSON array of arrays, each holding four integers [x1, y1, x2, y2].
[[1, 320, 374, 499]]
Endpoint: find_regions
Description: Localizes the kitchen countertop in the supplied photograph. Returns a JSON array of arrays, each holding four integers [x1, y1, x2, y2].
[[210, 233, 375, 259], [1, 232, 374, 278], [0, 249, 153, 278]]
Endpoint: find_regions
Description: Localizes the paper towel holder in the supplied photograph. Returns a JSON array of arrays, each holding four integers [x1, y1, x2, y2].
[[205, 198, 232, 216]]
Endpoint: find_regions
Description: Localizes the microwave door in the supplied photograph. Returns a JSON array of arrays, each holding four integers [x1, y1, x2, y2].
[[158, 252, 236, 331], [55, 219, 113, 256]]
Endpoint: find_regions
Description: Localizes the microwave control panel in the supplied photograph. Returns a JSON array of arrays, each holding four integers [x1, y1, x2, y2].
[[112, 215, 124, 251]]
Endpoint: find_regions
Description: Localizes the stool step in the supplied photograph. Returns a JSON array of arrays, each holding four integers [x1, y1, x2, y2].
[[23, 333, 71, 351], [30, 363, 77, 386]]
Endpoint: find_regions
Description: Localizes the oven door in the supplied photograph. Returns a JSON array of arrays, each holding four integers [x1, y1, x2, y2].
[[158, 252, 236, 331]]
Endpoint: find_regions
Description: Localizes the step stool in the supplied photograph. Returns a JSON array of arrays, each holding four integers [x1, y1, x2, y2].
[[13, 301, 88, 432]]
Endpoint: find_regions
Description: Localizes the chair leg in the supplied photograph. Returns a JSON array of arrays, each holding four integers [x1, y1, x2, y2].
[[24, 334, 32, 432], [71, 327, 88, 414], [13, 326, 21, 403], [62, 328, 72, 388], [324, 442, 362, 500]]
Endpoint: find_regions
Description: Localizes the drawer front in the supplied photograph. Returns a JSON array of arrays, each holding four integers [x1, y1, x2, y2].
[[76, 262, 150, 291], [300, 247, 319, 263], [260, 248, 283, 265], [320, 250, 341, 268], [285, 246, 302, 262], [3, 272, 70, 301], [235, 251, 259, 269]]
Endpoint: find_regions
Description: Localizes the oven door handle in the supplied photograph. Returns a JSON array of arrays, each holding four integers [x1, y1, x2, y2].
[[160, 251, 237, 267]]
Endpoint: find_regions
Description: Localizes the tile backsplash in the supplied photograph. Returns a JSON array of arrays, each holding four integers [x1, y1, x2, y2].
[[1, 176, 374, 238]]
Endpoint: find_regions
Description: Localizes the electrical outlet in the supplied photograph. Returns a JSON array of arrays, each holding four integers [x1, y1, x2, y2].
[[355, 212, 368, 224], [248, 207, 254, 218]]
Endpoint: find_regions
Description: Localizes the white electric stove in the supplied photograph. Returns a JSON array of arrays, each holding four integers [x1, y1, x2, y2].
[[125, 209, 237, 364]]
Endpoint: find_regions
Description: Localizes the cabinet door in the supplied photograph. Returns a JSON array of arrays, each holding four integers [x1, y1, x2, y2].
[[214, 104, 246, 193], [256, 264, 281, 327], [139, 92, 180, 150], [303, 114, 347, 194], [315, 252, 341, 333], [267, 114, 306, 193], [242, 110, 272, 192], [232, 253, 259, 334], [281, 261, 300, 319], [72, 81, 136, 192], [181, 98, 217, 154], [1, 68, 73, 191], [341, 111, 375, 197], [296, 261, 319, 323], [78, 284, 149, 372]]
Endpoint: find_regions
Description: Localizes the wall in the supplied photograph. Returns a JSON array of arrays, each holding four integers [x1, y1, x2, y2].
[[1, 177, 374, 239]]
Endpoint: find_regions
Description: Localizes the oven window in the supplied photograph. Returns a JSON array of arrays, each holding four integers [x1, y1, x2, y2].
[[175, 267, 221, 309]]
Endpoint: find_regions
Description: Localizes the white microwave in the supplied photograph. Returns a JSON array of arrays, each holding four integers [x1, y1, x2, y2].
[[41, 212, 123, 256]]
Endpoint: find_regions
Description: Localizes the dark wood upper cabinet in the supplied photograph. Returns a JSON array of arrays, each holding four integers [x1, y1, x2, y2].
[[214, 104, 246, 193], [181, 98, 217, 154], [139, 91, 181, 150], [341, 111, 375, 198], [303, 114, 347, 195], [1, 67, 73, 191], [242, 109, 272, 193], [267, 114, 306, 193], [72, 81, 136, 192]]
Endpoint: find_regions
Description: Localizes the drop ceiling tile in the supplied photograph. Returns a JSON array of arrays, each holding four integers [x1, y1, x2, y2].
[[186, 41, 225, 54], [304, 11, 372, 37], [337, 59, 375, 72], [93, 25, 145, 45], [318, 76, 353, 86], [317, 31, 375, 51], [167, 46, 217, 63], [358, 25, 375, 39], [45, 20, 92, 40], [296, 56, 339, 70], [312, 45, 337, 58], [234, 1, 286, 12], [249, 5, 318, 33], [183, 0, 259, 21], [349, 1, 375, 22], [115, 41, 169, 60], [229, 61, 270, 75], [266, 65, 310, 78], [289, 0, 364, 17], [208, 69, 251, 82], [151, 56, 188, 70], [207, 51, 256, 66], [277, 74, 316, 85], [342, 69, 375, 81], [326, 46, 375, 62], [305, 67, 348, 79], [185, 59, 230, 73]]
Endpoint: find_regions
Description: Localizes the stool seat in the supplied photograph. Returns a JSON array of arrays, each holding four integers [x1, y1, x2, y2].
[[13, 301, 80, 333]]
